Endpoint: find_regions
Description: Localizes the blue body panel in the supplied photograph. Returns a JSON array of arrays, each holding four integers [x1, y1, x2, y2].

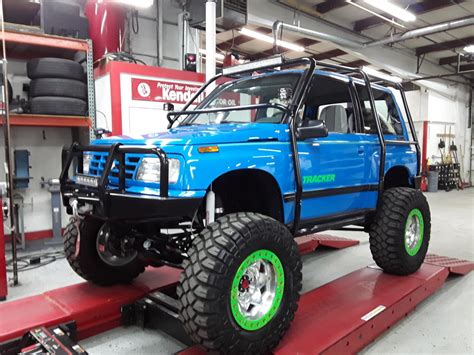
[[91, 71, 418, 226]]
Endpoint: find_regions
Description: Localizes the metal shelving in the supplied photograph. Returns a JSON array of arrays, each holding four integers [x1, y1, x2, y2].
[[1, 114, 91, 128], [0, 29, 96, 137]]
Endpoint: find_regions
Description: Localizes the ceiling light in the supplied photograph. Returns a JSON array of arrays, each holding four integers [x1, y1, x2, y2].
[[239, 28, 305, 52], [364, 0, 416, 22], [199, 48, 225, 61], [464, 45, 474, 53], [362, 66, 403, 83], [99, 0, 154, 8], [347, 1, 405, 29]]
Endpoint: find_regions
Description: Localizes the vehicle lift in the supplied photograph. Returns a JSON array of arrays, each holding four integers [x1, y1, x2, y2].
[[0, 232, 472, 354]]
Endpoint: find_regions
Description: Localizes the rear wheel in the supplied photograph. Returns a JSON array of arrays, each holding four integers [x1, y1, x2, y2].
[[63, 218, 145, 285], [369, 187, 431, 275], [177, 212, 302, 353]]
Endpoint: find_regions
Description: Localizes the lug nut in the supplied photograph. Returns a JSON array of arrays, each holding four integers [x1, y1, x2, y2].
[[143, 240, 152, 249]]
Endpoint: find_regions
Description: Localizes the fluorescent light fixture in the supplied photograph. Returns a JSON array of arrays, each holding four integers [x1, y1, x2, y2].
[[99, 0, 153, 8], [347, 1, 405, 29], [239, 28, 305, 52], [223, 56, 283, 76], [364, 0, 416, 22], [199, 48, 225, 61], [363, 66, 403, 83], [464, 45, 474, 53]]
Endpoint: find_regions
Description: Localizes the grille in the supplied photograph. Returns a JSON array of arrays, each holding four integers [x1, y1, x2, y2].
[[224, 0, 247, 14], [89, 153, 141, 184]]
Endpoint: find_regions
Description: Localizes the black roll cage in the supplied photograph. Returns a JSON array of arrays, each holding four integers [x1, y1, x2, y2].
[[172, 56, 420, 234]]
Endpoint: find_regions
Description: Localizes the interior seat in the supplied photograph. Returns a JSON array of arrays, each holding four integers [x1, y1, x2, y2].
[[319, 105, 348, 133]]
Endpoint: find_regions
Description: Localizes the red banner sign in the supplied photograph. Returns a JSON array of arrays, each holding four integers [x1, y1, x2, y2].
[[131, 78, 203, 104]]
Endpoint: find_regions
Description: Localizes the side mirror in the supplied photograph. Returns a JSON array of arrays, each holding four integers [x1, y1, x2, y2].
[[297, 120, 328, 140], [163, 102, 175, 112], [94, 128, 112, 139]]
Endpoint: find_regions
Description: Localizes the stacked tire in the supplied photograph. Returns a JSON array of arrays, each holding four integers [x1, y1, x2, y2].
[[28, 58, 88, 116]]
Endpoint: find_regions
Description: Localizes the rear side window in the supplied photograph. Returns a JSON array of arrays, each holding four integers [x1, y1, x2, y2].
[[356, 85, 404, 136]]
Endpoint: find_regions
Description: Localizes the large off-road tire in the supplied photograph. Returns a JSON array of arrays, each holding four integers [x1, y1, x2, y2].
[[30, 97, 87, 116], [63, 218, 145, 285], [369, 187, 431, 275], [177, 212, 302, 353], [30, 78, 87, 100], [27, 58, 86, 81]]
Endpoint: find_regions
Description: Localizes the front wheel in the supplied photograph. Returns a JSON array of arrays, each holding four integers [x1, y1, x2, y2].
[[63, 218, 145, 285], [369, 187, 431, 275], [177, 212, 302, 353]]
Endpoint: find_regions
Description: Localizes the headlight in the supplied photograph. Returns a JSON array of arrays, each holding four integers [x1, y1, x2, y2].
[[83, 153, 92, 174], [136, 157, 180, 184]]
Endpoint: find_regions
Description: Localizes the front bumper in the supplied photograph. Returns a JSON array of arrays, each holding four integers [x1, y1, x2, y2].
[[60, 143, 202, 221]]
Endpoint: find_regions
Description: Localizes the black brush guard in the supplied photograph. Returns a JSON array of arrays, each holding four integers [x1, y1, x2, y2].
[[59, 142, 201, 221]]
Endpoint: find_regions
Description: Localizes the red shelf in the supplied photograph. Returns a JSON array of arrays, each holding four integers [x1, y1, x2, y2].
[[3, 114, 91, 128], [0, 30, 89, 52]]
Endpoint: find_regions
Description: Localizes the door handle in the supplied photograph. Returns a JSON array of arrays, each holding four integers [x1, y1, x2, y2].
[[358, 146, 365, 155]]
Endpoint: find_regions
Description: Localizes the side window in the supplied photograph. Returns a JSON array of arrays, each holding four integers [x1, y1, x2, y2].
[[303, 75, 357, 134], [355, 85, 404, 136]]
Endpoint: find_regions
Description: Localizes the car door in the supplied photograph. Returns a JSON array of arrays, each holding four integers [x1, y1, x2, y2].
[[297, 75, 376, 222]]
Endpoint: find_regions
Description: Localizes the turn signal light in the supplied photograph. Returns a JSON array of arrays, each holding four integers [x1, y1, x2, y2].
[[198, 146, 219, 153]]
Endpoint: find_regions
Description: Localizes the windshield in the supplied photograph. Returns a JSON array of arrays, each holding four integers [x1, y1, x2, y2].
[[181, 72, 301, 125]]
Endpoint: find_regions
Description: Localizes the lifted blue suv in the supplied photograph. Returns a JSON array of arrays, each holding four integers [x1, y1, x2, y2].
[[60, 57, 430, 353]]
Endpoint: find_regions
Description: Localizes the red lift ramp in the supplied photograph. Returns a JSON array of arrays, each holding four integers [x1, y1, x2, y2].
[[179, 255, 473, 355], [0, 233, 358, 350]]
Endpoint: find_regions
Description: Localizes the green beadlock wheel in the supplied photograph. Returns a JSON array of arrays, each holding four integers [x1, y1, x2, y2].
[[177, 212, 302, 353], [404, 208, 424, 256], [230, 249, 285, 331]]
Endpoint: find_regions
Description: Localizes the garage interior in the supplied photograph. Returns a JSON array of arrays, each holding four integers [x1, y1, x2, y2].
[[0, 0, 473, 354]]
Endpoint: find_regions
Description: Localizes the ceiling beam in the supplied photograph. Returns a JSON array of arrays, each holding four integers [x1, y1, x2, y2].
[[416, 36, 474, 56], [439, 54, 473, 65], [315, 0, 348, 14], [344, 59, 369, 67], [439, 55, 460, 65], [312, 48, 347, 60], [354, 0, 465, 32], [459, 63, 474, 72]]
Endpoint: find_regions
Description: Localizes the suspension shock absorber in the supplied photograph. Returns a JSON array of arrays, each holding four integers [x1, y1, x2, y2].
[[205, 189, 215, 225]]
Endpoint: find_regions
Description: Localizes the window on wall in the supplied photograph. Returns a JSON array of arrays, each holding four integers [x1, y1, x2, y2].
[[356, 85, 404, 136]]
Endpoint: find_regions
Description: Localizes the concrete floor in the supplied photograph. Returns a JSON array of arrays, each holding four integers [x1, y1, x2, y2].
[[3, 189, 473, 354]]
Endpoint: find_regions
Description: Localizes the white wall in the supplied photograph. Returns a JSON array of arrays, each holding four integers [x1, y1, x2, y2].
[[128, 0, 199, 69], [404, 85, 472, 183], [0, 127, 73, 234]]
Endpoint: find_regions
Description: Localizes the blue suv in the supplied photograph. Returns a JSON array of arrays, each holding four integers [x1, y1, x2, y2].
[[60, 57, 430, 353]]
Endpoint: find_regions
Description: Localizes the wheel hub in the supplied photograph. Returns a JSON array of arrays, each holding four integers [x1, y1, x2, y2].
[[230, 250, 285, 331], [404, 209, 424, 256], [96, 223, 138, 267]]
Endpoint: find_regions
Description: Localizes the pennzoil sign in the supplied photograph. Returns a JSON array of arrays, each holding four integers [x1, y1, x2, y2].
[[131, 78, 203, 104]]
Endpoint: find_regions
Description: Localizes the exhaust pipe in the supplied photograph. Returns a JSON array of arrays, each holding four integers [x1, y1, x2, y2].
[[273, 16, 474, 51]]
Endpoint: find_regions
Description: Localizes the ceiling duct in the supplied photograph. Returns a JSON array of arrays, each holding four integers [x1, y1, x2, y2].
[[272, 16, 474, 50]]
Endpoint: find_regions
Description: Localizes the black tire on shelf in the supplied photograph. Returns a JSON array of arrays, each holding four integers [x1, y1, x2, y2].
[[63, 218, 145, 286], [177, 212, 302, 353], [369, 187, 431, 275], [27, 58, 86, 81], [30, 96, 87, 116], [30, 78, 87, 100]]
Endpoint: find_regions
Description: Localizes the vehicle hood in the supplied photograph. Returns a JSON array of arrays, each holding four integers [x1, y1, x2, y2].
[[97, 123, 290, 146]]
